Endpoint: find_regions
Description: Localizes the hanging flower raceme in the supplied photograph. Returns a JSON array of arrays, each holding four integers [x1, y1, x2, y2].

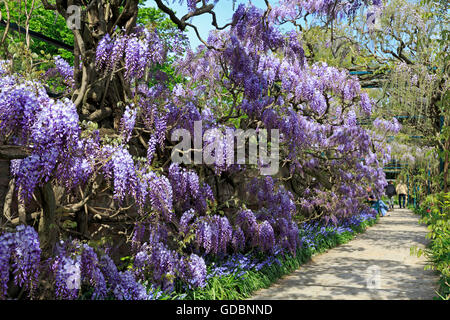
[[95, 27, 165, 82], [132, 232, 208, 292], [53, 55, 75, 88], [373, 117, 402, 135], [176, 4, 394, 217], [180, 253, 207, 289], [192, 215, 233, 255], [0, 60, 9, 75], [168, 163, 214, 214], [0, 76, 46, 143], [101, 144, 138, 203], [0, 70, 96, 200], [247, 177, 300, 255], [270, 0, 383, 22], [50, 240, 153, 300], [0, 225, 41, 299], [119, 104, 137, 143]]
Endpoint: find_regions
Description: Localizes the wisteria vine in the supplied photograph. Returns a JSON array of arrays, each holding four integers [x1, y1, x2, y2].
[[0, 0, 400, 299]]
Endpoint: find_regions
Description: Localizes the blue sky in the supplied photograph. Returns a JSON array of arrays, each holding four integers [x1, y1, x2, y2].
[[144, 0, 268, 49]]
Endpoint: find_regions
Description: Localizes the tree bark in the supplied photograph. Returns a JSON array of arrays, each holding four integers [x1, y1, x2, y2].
[[2, 178, 15, 224], [0, 145, 31, 160], [43, 1, 140, 129], [37, 182, 58, 259], [18, 192, 26, 225]]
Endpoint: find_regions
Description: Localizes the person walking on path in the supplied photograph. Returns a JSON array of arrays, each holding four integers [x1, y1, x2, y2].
[[396, 181, 408, 209], [385, 181, 396, 210]]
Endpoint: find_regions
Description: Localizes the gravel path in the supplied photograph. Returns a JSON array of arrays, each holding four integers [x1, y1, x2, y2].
[[250, 208, 439, 300]]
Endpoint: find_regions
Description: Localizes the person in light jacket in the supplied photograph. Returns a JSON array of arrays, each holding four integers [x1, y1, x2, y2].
[[396, 181, 408, 209]]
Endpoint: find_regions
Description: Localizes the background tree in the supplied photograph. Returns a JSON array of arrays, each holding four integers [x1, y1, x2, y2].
[[296, 0, 449, 192]]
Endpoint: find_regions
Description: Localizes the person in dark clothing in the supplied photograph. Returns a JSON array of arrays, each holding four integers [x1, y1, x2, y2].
[[367, 187, 377, 206], [385, 181, 396, 210]]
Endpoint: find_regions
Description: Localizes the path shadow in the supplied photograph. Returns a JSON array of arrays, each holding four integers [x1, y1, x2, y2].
[[254, 256, 438, 300], [251, 209, 438, 300], [355, 229, 430, 249]]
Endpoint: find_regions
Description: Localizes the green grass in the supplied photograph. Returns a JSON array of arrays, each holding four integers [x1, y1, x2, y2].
[[412, 194, 450, 300]]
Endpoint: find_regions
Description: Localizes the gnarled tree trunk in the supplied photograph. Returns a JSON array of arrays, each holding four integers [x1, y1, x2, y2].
[[43, 0, 139, 128], [37, 182, 57, 259]]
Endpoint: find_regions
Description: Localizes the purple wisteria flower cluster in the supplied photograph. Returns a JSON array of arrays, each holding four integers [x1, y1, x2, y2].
[[119, 105, 137, 143], [0, 0, 398, 300], [0, 225, 41, 299], [96, 28, 165, 81], [0, 71, 97, 199], [53, 55, 75, 88], [168, 163, 214, 214], [270, 0, 383, 22], [126, 176, 300, 291], [233, 177, 300, 255], [193, 215, 233, 255], [49, 239, 155, 300], [0, 60, 10, 75], [131, 227, 208, 291], [100, 144, 138, 202], [174, 2, 398, 219]]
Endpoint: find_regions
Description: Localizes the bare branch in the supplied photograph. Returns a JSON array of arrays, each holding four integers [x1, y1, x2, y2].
[[0, 145, 31, 160], [1, 0, 10, 43], [153, 0, 186, 30], [41, 0, 57, 10]]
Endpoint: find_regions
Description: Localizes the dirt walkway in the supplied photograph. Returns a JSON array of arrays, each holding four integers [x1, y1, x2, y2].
[[250, 208, 439, 300]]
